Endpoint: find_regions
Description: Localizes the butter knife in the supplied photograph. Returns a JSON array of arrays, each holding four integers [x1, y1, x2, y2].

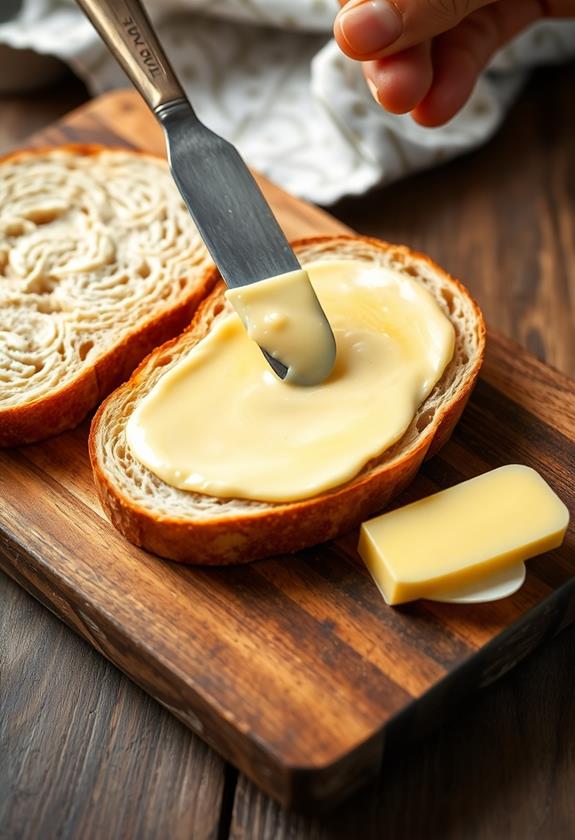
[[75, 0, 336, 382]]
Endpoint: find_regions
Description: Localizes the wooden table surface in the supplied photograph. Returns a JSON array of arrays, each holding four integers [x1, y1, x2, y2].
[[1, 64, 574, 838]]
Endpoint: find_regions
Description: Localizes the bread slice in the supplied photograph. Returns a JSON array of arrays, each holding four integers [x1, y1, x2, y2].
[[0, 145, 213, 446], [90, 235, 486, 565]]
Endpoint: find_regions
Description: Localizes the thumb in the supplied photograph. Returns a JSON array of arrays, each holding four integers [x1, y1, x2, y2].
[[334, 0, 498, 60]]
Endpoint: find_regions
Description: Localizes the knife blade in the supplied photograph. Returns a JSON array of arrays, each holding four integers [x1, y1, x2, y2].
[[159, 101, 301, 290], [75, 0, 336, 383]]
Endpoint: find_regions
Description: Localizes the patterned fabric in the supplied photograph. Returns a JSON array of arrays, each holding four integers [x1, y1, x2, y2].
[[1, 1, 574, 203]]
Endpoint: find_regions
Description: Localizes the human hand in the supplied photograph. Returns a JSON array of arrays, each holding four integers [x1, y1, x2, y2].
[[334, 1, 575, 126]]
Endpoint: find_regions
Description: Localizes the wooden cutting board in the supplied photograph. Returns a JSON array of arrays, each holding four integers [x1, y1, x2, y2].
[[1, 91, 574, 812]]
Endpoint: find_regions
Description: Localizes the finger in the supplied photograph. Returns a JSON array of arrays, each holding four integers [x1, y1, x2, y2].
[[334, 0, 497, 61], [363, 41, 433, 114], [412, 0, 543, 126]]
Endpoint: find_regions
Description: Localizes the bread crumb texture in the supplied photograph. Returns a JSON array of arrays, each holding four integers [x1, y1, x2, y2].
[[0, 147, 212, 443]]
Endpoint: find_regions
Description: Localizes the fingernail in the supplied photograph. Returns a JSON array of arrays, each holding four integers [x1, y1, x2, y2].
[[367, 78, 380, 104], [339, 0, 402, 56]]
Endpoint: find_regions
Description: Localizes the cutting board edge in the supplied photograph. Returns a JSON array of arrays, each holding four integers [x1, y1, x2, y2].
[[2, 512, 575, 811]]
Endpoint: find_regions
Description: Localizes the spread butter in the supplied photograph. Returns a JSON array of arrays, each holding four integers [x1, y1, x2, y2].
[[126, 259, 455, 502]]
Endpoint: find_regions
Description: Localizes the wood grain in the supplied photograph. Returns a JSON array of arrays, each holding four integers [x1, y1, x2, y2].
[[229, 625, 575, 839], [0, 571, 226, 840], [1, 64, 575, 824], [0, 71, 88, 154]]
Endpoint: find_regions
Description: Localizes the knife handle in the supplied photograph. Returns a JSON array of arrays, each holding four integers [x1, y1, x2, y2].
[[76, 0, 186, 113]]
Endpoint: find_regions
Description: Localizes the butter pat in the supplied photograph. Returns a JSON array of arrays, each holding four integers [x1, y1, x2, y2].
[[358, 465, 569, 606]]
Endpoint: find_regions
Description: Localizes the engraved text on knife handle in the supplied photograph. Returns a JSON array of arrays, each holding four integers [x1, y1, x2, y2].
[[75, 0, 186, 111]]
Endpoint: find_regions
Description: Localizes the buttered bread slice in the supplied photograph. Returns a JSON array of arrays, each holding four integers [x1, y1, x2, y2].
[[90, 236, 486, 565], [0, 145, 213, 445]]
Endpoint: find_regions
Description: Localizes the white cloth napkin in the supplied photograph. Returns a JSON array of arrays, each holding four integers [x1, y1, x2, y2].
[[1, 0, 574, 204]]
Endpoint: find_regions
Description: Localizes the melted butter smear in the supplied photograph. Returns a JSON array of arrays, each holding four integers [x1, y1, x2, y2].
[[126, 260, 455, 502]]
